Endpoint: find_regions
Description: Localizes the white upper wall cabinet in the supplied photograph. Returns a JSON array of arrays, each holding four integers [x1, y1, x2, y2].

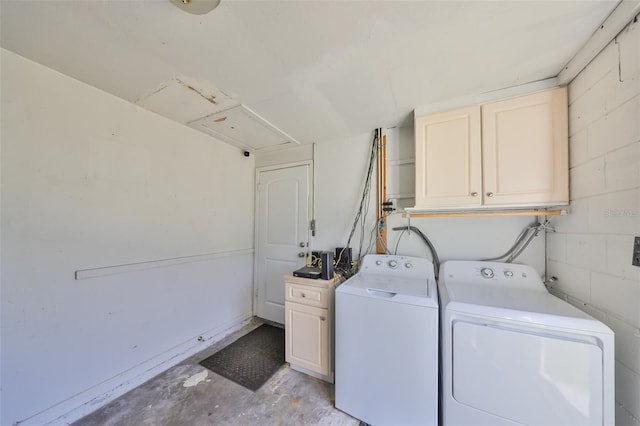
[[414, 87, 568, 210], [415, 105, 482, 208]]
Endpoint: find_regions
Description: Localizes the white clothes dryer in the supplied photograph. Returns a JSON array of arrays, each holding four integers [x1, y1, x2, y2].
[[335, 254, 439, 426], [439, 260, 614, 426]]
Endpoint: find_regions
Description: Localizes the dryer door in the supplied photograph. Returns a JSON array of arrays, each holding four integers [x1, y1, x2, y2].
[[452, 320, 603, 425]]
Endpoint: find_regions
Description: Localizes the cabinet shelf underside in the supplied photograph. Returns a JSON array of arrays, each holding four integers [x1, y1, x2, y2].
[[402, 209, 565, 218]]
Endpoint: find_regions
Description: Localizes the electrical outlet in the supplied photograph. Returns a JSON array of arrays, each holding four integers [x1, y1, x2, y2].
[[386, 199, 397, 212], [633, 237, 640, 267]]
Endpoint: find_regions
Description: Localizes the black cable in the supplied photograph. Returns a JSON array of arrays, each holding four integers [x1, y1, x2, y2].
[[392, 226, 440, 281], [356, 130, 377, 259], [338, 129, 378, 269]]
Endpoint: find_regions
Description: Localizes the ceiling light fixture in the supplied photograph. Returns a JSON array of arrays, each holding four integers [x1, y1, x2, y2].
[[170, 0, 221, 15]]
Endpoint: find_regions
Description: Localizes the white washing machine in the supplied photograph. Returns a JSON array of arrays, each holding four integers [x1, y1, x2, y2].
[[439, 260, 614, 426], [335, 254, 439, 426]]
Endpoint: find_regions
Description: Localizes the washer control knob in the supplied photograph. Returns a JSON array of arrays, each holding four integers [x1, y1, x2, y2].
[[504, 270, 514, 278], [481, 267, 495, 279], [405, 262, 413, 268], [375, 260, 382, 266], [388, 260, 398, 268]]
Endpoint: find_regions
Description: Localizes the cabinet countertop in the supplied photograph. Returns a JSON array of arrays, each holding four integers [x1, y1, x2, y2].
[[284, 274, 341, 288]]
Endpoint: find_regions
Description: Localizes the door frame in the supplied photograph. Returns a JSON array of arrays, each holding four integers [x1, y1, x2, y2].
[[253, 160, 314, 318]]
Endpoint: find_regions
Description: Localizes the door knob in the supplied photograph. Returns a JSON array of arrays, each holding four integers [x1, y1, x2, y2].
[[299, 242, 306, 248], [471, 192, 478, 197], [486, 192, 494, 197], [298, 252, 305, 258]]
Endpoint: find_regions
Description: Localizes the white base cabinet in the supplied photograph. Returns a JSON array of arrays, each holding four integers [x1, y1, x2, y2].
[[284, 275, 337, 383]]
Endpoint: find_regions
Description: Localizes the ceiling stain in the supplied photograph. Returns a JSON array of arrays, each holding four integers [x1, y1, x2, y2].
[[182, 81, 217, 104], [135, 76, 238, 124]]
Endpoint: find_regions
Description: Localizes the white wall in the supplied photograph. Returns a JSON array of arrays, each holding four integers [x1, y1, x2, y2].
[[0, 49, 255, 425], [545, 15, 640, 426], [313, 132, 379, 258], [255, 144, 313, 168]]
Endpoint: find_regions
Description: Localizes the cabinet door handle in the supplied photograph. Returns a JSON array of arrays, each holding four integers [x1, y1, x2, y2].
[[486, 192, 494, 197], [320, 316, 325, 321], [301, 293, 306, 298], [471, 192, 478, 197], [298, 252, 305, 257]]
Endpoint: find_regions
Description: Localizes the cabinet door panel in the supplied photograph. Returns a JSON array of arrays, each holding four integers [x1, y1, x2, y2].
[[482, 88, 568, 206], [415, 106, 482, 208], [285, 302, 329, 375]]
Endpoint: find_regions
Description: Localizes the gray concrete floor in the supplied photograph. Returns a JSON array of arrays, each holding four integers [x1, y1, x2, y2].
[[73, 319, 359, 426]]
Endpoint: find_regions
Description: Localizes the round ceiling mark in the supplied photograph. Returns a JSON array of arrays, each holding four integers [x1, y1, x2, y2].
[[170, 0, 221, 15]]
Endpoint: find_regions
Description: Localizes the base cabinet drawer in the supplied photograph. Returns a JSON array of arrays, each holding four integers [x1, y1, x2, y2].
[[285, 282, 329, 308]]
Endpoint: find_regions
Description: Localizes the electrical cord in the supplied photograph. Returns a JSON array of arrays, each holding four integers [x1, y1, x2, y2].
[[356, 132, 377, 260], [376, 217, 391, 255], [365, 216, 391, 255]]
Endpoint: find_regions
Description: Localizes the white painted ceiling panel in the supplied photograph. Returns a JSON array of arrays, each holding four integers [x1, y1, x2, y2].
[[0, 0, 622, 147], [137, 77, 238, 123], [190, 105, 300, 151]]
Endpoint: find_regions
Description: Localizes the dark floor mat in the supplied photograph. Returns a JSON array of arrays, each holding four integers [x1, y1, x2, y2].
[[199, 324, 285, 391]]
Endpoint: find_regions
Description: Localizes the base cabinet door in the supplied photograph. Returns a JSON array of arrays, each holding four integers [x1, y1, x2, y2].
[[285, 302, 330, 376]]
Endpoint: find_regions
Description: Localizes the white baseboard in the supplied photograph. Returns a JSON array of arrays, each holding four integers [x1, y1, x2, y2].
[[18, 312, 253, 426]]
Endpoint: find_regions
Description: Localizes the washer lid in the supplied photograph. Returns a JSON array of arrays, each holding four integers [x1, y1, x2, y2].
[[336, 272, 438, 308]]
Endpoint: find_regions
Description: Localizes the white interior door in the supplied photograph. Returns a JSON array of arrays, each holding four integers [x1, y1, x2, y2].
[[255, 164, 310, 324]]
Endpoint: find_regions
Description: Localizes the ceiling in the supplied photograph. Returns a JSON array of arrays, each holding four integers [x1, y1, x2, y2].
[[0, 0, 620, 148]]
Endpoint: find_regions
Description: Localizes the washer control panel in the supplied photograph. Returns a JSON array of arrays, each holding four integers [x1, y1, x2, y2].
[[362, 254, 434, 279]]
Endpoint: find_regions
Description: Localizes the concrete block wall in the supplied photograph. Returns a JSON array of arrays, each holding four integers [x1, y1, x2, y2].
[[546, 15, 640, 425]]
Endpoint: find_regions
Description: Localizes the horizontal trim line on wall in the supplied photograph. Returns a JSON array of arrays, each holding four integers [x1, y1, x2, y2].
[[75, 248, 254, 280]]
